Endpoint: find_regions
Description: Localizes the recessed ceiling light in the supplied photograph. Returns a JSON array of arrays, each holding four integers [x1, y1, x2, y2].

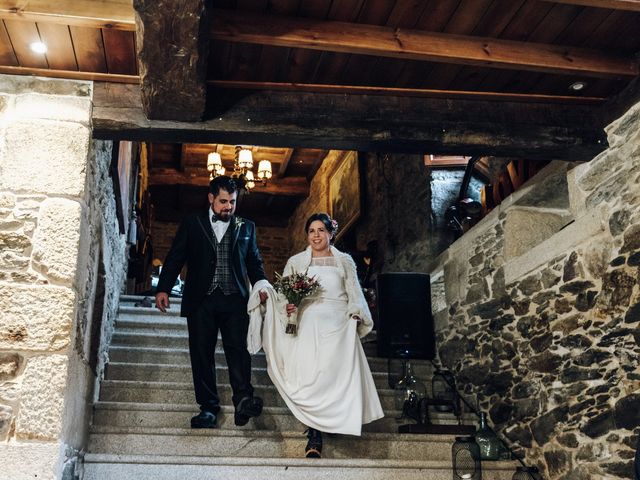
[[569, 81, 587, 91], [30, 42, 47, 54]]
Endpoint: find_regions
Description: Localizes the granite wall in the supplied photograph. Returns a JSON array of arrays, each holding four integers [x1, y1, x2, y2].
[[429, 102, 640, 479], [0, 75, 128, 479]]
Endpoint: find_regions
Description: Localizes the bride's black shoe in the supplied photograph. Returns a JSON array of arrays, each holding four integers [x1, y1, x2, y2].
[[304, 428, 322, 458]]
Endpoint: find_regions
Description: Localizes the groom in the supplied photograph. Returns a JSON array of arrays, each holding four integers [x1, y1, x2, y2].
[[156, 175, 267, 428]]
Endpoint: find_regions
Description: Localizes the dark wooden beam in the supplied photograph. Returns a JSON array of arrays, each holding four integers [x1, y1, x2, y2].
[[211, 9, 638, 78], [133, 0, 209, 121], [92, 82, 608, 161], [149, 168, 310, 196], [543, 0, 640, 11]]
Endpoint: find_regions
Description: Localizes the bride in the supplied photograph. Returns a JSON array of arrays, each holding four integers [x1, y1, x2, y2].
[[261, 213, 384, 458]]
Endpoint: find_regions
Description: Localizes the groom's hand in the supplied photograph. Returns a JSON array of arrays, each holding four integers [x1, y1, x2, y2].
[[259, 290, 268, 304], [155, 292, 170, 312]]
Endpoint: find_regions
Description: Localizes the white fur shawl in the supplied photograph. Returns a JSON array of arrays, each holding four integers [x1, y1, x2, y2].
[[283, 246, 374, 338]]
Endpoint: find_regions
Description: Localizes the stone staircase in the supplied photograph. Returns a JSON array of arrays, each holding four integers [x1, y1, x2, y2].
[[81, 295, 517, 479]]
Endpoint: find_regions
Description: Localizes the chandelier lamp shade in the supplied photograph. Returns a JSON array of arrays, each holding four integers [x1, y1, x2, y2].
[[207, 152, 225, 180], [207, 146, 272, 191]]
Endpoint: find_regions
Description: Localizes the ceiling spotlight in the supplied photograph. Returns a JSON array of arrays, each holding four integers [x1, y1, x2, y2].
[[30, 42, 47, 54], [569, 81, 587, 92]]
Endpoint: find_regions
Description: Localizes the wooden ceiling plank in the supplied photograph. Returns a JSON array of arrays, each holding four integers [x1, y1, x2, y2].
[[102, 28, 137, 74], [278, 148, 294, 178], [422, 0, 492, 90], [353, 0, 430, 89], [37, 22, 77, 71], [3, 19, 47, 68], [0, 0, 135, 30], [134, 0, 209, 121], [69, 26, 107, 72], [149, 169, 310, 196], [0, 19, 18, 65], [541, 0, 640, 11], [210, 9, 639, 78], [93, 82, 608, 161]]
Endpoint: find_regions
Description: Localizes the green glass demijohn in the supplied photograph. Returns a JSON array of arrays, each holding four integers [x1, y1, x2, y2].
[[475, 412, 501, 460]]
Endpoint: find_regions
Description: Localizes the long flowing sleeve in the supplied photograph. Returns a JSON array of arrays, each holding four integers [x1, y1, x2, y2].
[[342, 253, 374, 338]]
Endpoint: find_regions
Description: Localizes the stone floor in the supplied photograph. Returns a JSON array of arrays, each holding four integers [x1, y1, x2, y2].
[[80, 295, 517, 479]]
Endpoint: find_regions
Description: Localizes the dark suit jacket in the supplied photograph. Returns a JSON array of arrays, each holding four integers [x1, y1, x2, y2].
[[157, 209, 267, 317]]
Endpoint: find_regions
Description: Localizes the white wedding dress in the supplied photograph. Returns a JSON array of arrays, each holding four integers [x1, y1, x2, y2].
[[262, 256, 384, 435]]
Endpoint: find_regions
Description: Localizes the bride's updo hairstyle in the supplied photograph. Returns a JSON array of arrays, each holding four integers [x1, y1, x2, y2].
[[305, 213, 338, 242]]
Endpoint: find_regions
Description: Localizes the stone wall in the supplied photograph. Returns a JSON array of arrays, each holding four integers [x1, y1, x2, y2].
[[429, 103, 640, 479], [0, 75, 128, 479], [256, 226, 291, 281]]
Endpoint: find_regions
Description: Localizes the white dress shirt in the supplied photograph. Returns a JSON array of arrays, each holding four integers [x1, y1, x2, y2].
[[209, 208, 231, 242]]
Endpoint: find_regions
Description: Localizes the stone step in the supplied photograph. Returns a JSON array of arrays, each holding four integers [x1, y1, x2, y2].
[[87, 426, 466, 461], [104, 362, 395, 390], [107, 345, 434, 378], [116, 310, 186, 327], [82, 454, 516, 480], [120, 294, 182, 305], [111, 326, 376, 356], [91, 402, 472, 432], [99, 380, 401, 411]]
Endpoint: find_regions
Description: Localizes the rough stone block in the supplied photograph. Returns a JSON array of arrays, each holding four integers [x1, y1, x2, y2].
[[504, 209, 569, 260], [0, 191, 16, 209], [0, 352, 23, 380], [0, 283, 74, 351], [0, 381, 20, 402], [0, 231, 31, 252], [31, 198, 82, 284], [15, 93, 91, 125], [0, 73, 91, 97], [606, 100, 640, 149], [16, 354, 68, 440], [0, 404, 13, 440], [0, 251, 30, 270], [0, 120, 90, 197], [0, 442, 62, 480]]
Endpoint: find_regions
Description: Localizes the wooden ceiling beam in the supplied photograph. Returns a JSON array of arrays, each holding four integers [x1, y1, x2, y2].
[[0, 0, 135, 30], [542, 0, 640, 11], [211, 9, 638, 78], [278, 148, 294, 178], [134, 0, 209, 121], [0, 65, 138, 83], [208, 80, 606, 105], [93, 82, 608, 161], [149, 169, 310, 196]]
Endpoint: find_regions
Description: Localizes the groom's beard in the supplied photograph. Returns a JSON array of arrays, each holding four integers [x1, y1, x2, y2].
[[213, 209, 233, 222]]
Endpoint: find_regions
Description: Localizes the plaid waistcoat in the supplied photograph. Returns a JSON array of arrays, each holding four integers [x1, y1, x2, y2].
[[206, 225, 239, 295]]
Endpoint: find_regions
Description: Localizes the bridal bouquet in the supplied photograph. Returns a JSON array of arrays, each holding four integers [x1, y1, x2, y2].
[[273, 270, 320, 335]]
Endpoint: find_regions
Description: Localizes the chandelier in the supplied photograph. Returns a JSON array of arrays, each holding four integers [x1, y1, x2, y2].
[[207, 146, 272, 191]]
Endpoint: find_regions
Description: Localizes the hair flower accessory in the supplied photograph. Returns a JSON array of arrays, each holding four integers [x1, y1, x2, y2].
[[330, 218, 339, 232]]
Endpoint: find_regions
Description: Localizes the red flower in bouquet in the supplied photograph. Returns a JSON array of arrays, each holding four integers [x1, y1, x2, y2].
[[273, 270, 321, 334]]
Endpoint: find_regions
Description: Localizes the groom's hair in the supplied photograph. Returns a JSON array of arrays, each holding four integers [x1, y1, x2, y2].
[[209, 176, 238, 196]]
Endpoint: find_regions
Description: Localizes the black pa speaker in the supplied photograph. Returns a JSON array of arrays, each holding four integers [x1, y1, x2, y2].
[[376, 272, 435, 359]]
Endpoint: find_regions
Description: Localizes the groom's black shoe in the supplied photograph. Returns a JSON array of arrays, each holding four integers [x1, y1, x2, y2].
[[234, 396, 263, 426], [191, 410, 217, 428]]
